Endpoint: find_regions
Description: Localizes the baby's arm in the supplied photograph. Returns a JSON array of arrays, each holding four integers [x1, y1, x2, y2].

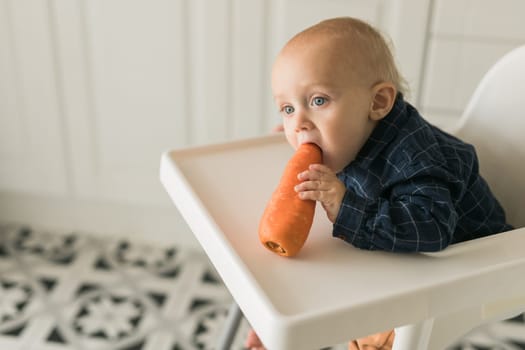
[[334, 176, 457, 252], [295, 164, 346, 223]]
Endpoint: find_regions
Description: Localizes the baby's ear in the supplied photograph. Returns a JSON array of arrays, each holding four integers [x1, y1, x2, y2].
[[369, 82, 396, 121]]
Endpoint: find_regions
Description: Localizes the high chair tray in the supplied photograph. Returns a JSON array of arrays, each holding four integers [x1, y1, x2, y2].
[[160, 134, 525, 350]]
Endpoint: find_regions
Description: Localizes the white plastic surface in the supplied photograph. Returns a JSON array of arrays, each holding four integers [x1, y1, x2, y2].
[[455, 45, 525, 229], [160, 134, 525, 350]]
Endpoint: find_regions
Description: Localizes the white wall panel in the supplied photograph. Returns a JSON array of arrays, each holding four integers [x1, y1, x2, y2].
[[85, 0, 188, 165], [50, 0, 95, 196], [0, 0, 68, 195], [0, 1, 20, 156], [380, 0, 432, 104], [52, 0, 190, 205], [272, 0, 379, 43], [187, 0, 232, 145], [0, 0, 428, 206], [420, 0, 525, 126], [52, 0, 398, 207], [0, 0, 430, 243], [421, 41, 520, 127], [422, 41, 517, 112], [230, 0, 269, 138], [433, 0, 525, 41]]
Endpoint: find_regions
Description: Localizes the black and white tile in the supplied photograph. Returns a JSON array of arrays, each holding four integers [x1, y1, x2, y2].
[[448, 314, 525, 350], [0, 224, 246, 350], [1, 224, 524, 350]]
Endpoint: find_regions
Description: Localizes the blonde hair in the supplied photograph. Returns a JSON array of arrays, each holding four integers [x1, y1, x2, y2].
[[289, 17, 409, 96]]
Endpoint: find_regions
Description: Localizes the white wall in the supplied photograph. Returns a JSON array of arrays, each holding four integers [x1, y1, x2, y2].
[[419, 0, 525, 126], [1, 0, 523, 247]]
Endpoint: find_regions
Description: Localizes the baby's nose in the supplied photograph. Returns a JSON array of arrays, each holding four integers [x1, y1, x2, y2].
[[294, 111, 313, 131]]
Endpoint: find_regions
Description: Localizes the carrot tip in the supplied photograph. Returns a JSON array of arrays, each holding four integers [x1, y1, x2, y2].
[[265, 241, 287, 255]]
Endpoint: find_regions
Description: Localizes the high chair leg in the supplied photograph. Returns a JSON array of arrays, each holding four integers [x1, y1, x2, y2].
[[216, 302, 243, 350]]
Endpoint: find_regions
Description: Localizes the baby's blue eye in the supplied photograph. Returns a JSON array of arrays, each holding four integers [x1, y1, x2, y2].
[[313, 97, 326, 106], [283, 106, 295, 114]]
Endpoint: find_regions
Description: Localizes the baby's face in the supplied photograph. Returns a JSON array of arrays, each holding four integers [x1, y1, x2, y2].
[[272, 40, 378, 173]]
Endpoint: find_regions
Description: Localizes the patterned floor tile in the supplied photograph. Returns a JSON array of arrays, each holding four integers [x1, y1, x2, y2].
[[1, 224, 524, 350]]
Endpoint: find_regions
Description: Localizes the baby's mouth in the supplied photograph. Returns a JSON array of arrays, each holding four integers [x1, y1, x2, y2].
[[297, 133, 319, 147], [310, 142, 323, 155], [300, 140, 322, 153], [299, 140, 324, 162]]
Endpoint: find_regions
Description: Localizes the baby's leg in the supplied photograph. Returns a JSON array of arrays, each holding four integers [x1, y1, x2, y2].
[[244, 328, 394, 350], [244, 329, 266, 350], [348, 329, 395, 350]]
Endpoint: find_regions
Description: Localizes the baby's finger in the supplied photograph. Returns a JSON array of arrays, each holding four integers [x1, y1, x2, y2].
[[297, 167, 327, 181], [298, 190, 318, 201], [297, 171, 313, 181], [295, 179, 328, 193], [309, 163, 333, 173], [298, 189, 329, 201]]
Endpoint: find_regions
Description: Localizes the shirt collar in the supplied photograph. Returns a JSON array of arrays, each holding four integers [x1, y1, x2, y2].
[[347, 93, 409, 170]]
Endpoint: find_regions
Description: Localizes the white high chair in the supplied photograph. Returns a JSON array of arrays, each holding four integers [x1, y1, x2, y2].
[[160, 45, 525, 350], [393, 44, 525, 350]]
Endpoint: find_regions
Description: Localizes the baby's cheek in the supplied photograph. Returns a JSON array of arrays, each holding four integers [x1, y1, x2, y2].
[[284, 131, 299, 150], [320, 153, 334, 170]]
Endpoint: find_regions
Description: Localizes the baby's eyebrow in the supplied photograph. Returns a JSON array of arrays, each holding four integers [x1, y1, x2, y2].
[[308, 82, 339, 91], [309, 82, 333, 88], [272, 84, 339, 100]]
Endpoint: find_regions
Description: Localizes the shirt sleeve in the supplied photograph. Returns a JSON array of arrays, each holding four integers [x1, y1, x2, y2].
[[333, 174, 459, 252]]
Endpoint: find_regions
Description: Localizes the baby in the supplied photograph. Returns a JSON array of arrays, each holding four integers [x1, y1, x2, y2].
[[247, 16, 512, 350]]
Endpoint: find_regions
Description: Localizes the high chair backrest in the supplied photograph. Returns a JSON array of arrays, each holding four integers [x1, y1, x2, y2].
[[454, 45, 525, 228]]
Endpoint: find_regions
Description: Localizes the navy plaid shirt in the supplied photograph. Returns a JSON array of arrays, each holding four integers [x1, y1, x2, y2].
[[334, 95, 512, 252]]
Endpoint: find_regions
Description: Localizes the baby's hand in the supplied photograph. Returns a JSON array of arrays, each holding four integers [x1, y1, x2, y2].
[[295, 164, 346, 223]]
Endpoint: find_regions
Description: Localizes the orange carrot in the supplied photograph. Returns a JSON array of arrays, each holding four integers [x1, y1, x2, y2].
[[258, 143, 323, 257]]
